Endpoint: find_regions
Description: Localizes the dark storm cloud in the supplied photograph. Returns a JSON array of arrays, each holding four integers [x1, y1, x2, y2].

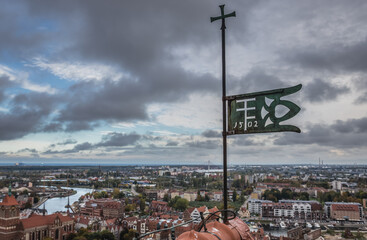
[[283, 38, 367, 72], [303, 78, 349, 102], [0, 92, 59, 140], [56, 72, 217, 125], [186, 140, 220, 149], [274, 117, 367, 148], [202, 130, 221, 138], [0, 1, 259, 140], [42, 122, 63, 132], [0, 2, 50, 56], [96, 132, 140, 147]]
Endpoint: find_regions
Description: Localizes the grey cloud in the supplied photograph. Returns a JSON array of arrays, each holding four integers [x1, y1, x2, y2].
[[232, 136, 260, 146], [56, 72, 217, 125], [17, 148, 37, 153], [274, 117, 367, 148], [186, 140, 220, 149], [355, 92, 367, 104], [166, 141, 179, 147], [202, 130, 221, 138], [0, 1, 258, 140], [303, 78, 349, 102], [283, 38, 367, 73], [57, 139, 77, 145], [45, 132, 141, 154], [230, 68, 287, 95], [65, 121, 95, 132], [42, 123, 63, 132], [48, 142, 93, 154], [0, 2, 51, 57], [0, 92, 59, 140], [331, 117, 367, 134], [0, 75, 14, 103], [96, 132, 140, 147]]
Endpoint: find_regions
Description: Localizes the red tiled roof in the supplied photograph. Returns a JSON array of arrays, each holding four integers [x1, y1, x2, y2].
[[197, 206, 207, 213], [151, 200, 168, 205], [331, 204, 359, 212], [208, 206, 219, 213], [0, 195, 19, 206], [21, 213, 73, 229], [186, 207, 195, 214]]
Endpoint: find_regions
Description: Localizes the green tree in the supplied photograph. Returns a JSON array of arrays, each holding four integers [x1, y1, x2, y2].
[[140, 198, 146, 213], [100, 230, 115, 240], [174, 198, 189, 211], [163, 193, 170, 202], [121, 229, 136, 240], [24, 201, 32, 209], [232, 190, 237, 202]]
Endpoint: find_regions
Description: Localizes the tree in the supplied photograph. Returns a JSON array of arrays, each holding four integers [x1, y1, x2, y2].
[[24, 201, 32, 209], [169, 196, 181, 207], [281, 188, 293, 200], [174, 198, 189, 211], [163, 193, 170, 202], [232, 190, 237, 202], [139, 198, 146, 213], [112, 188, 120, 199], [121, 229, 136, 240], [240, 190, 245, 203], [100, 230, 115, 240]]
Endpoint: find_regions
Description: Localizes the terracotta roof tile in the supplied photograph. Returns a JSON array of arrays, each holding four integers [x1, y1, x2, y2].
[[21, 213, 73, 229], [331, 204, 359, 212], [0, 195, 19, 206]]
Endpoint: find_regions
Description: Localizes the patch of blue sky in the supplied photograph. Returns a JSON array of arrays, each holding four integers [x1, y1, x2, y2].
[[24, 64, 71, 90]]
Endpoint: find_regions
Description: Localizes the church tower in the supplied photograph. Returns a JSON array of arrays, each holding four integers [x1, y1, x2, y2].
[[0, 185, 22, 239]]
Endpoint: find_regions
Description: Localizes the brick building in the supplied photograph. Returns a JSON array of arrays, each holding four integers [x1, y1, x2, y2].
[[330, 204, 361, 221], [0, 192, 74, 240], [80, 198, 124, 218]]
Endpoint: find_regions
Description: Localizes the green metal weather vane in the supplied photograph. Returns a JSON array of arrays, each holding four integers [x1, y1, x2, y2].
[[211, 4, 302, 223], [227, 84, 302, 135]]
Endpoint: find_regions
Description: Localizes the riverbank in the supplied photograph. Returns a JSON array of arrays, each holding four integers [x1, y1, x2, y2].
[[42, 187, 92, 214]]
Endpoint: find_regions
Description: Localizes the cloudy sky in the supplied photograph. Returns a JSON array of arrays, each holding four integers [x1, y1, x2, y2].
[[0, 0, 366, 165]]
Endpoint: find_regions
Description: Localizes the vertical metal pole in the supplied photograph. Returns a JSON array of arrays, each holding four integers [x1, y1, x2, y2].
[[221, 18, 228, 223]]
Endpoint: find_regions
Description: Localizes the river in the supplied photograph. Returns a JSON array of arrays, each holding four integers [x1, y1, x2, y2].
[[43, 187, 92, 214]]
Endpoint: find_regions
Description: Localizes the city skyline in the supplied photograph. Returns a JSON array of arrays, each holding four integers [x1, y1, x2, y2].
[[0, 1, 367, 165]]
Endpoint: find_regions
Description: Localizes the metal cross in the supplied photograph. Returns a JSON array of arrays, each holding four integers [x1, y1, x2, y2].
[[210, 5, 236, 29]]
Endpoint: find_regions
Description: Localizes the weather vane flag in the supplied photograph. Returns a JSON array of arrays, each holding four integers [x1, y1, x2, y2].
[[211, 4, 302, 223], [227, 84, 302, 135]]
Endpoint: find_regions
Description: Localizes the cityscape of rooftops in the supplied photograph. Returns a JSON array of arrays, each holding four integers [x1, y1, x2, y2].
[[1, 1, 367, 239]]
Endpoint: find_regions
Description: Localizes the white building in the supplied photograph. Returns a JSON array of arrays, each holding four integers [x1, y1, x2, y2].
[[331, 180, 342, 190], [248, 199, 272, 215]]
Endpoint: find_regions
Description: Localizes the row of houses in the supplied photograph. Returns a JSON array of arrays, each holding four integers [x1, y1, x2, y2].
[[145, 189, 237, 202], [248, 199, 363, 221]]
